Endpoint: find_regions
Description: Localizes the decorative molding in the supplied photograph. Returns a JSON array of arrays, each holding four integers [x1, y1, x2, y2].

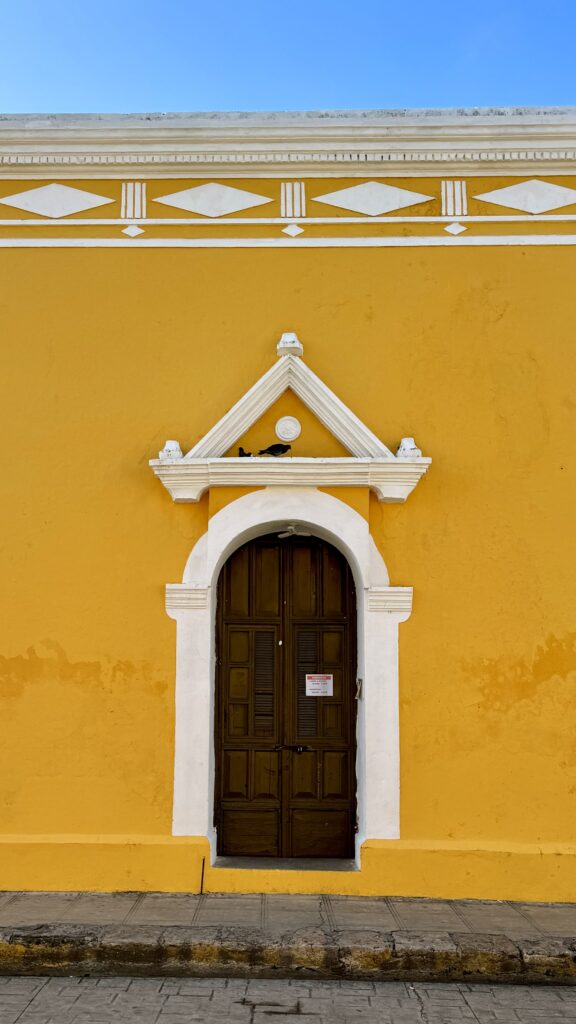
[[281, 182, 306, 217], [396, 436, 422, 459], [0, 183, 113, 217], [367, 586, 413, 614], [159, 440, 183, 460], [474, 178, 576, 214], [154, 182, 272, 216], [121, 182, 147, 219], [441, 180, 467, 217], [3, 173, 576, 247], [5, 234, 576, 249], [151, 456, 431, 503], [165, 584, 209, 610], [184, 343, 393, 460], [275, 415, 301, 441], [2, 109, 576, 177], [5, 213, 576, 226], [444, 222, 467, 235], [315, 181, 434, 215]]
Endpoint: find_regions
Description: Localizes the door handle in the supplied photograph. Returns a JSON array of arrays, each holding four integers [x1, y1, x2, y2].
[[272, 744, 312, 753]]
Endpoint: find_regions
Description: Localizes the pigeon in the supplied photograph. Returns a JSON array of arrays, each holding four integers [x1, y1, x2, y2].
[[258, 443, 291, 457], [238, 447, 252, 457]]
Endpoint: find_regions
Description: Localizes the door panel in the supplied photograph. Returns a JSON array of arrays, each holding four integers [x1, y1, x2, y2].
[[215, 534, 356, 858], [253, 751, 280, 800], [292, 546, 317, 616], [254, 545, 281, 617], [221, 809, 279, 857], [222, 750, 249, 799], [291, 751, 318, 799], [291, 810, 350, 858], [226, 545, 250, 616]]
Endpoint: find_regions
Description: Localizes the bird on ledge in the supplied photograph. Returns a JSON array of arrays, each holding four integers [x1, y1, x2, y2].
[[238, 443, 291, 458]]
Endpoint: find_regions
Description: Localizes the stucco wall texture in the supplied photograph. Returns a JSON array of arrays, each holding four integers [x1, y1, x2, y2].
[[1, 245, 575, 896]]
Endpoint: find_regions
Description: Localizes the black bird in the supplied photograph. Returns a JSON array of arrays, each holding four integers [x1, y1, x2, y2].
[[258, 443, 291, 457], [238, 446, 252, 457]]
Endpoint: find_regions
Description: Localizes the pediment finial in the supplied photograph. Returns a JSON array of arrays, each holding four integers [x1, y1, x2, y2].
[[276, 331, 303, 357]]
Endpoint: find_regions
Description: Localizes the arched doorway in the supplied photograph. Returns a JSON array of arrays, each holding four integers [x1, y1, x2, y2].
[[168, 487, 412, 859], [214, 532, 357, 858]]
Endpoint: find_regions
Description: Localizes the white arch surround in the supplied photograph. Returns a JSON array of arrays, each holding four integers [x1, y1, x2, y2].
[[166, 487, 413, 862]]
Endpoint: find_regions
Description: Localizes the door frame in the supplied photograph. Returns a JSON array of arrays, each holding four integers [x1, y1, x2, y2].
[[214, 534, 359, 858], [166, 487, 413, 865]]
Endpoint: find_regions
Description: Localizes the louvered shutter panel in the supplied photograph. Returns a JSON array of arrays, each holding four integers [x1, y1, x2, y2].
[[254, 630, 275, 736], [297, 630, 318, 737]]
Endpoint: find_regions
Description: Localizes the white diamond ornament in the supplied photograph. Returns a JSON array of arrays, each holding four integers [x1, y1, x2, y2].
[[282, 224, 304, 237], [474, 179, 576, 215], [122, 224, 144, 237], [314, 181, 434, 216], [444, 222, 467, 235], [154, 183, 273, 218], [0, 183, 113, 218]]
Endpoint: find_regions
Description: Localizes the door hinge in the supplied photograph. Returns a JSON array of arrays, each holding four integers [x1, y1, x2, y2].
[[355, 678, 363, 700]]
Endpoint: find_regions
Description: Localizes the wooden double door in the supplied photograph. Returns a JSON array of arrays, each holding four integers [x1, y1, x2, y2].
[[215, 533, 357, 858]]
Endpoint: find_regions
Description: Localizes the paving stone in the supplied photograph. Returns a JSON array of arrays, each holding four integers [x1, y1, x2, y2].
[[516, 903, 576, 936], [0, 894, 80, 926], [195, 895, 262, 927], [96, 924, 165, 945], [64, 895, 139, 924], [4, 979, 576, 1024], [388, 898, 468, 932], [128, 894, 200, 926], [452, 899, 540, 936], [252, 1016, 319, 1023], [92, 979, 131, 989], [330, 897, 397, 931], [394, 929, 458, 952], [265, 895, 323, 930]]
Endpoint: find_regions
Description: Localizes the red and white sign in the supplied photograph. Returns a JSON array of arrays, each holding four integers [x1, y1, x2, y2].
[[305, 674, 333, 697]]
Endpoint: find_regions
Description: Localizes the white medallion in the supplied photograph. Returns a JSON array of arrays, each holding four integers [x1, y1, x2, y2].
[[275, 416, 301, 442]]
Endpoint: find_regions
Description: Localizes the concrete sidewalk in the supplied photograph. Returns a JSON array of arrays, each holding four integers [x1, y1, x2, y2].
[[0, 892, 575, 983]]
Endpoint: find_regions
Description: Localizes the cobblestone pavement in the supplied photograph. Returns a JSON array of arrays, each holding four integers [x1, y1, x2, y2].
[[0, 976, 575, 1023]]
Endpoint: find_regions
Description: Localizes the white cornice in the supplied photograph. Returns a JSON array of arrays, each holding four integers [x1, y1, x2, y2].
[[149, 457, 431, 503], [2, 108, 576, 177]]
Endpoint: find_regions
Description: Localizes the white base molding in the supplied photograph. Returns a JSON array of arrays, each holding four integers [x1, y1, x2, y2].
[[0, 835, 575, 900]]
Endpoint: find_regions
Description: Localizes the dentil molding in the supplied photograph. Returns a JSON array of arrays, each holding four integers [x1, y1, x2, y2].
[[2, 109, 576, 177]]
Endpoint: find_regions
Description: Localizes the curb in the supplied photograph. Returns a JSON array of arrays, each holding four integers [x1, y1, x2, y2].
[[0, 925, 575, 983]]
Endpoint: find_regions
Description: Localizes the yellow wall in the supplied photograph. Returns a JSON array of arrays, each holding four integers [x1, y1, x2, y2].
[[1, 241, 575, 896]]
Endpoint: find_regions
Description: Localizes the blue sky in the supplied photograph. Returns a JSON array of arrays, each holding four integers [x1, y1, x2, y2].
[[0, 0, 574, 113]]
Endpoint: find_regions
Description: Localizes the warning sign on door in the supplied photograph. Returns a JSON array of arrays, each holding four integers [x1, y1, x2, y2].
[[305, 674, 333, 696]]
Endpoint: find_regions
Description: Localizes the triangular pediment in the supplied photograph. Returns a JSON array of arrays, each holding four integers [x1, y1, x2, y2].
[[185, 333, 393, 460]]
